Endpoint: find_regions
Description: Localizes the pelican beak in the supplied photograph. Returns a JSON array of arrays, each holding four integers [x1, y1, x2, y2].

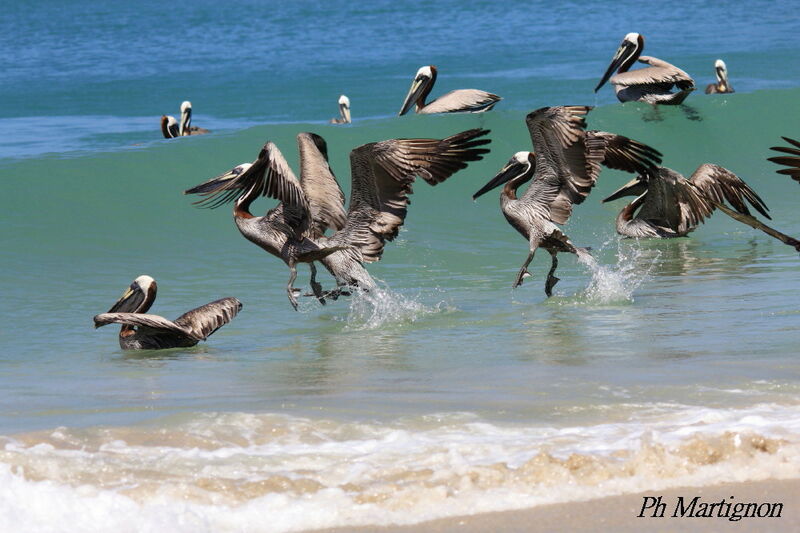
[[340, 102, 351, 123], [602, 176, 648, 203], [179, 107, 192, 136], [106, 285, 143, 314], [595, 41, 634, 92], [473, 161, 526, 200], [399, 77, 427, 116]]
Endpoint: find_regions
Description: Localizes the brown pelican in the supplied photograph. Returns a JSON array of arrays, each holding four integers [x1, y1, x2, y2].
[[185, 130, 490, 309], [768, 137, 800, 183], [399, 66, 501, 115], [330, 95, 351, 124], [603, 165, 771, 237], [595, 33, 695, 105], [161, 115, 179, 138], [94, 275, 242, 350], [472, 106, 662, 296], [179, 101, 210, 136], [704, 59, 734, 94]]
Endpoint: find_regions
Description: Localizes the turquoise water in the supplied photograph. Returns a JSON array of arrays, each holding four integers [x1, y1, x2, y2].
[[2, 1, 800, 531]]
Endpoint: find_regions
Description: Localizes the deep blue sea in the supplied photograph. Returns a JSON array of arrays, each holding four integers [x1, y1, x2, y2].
[[1, 1, 799, 531]]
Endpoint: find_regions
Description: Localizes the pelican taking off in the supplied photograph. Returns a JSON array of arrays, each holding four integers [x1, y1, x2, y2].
[[185, 130, 491, 309], [94, 275, 242, 350], [595, 33, 695, 105], [705, 59, 734, 94], [399, 66, 501, 115], [330, 95, 351, 124], [603, 165, 769, 238], [472, 106, 662, 296]]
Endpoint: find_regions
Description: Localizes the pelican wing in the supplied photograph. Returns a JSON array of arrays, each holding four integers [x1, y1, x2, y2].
[[93, 313, 195, 338], [688, 164, 770, 219], [173, 297, 242, 341], [524, 106, 606, 224], [587, 131, 663, 175], [611, 56, 694, 89], [297, 133, 347, 238], [768, 137, 800, 183], [420, 89, 501, 114], [334, 129, 491, 262], [185, 142, 310, 230], [672, 179, 715, 234]]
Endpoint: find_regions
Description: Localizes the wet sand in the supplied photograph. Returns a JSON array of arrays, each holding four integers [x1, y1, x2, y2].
[[308, 478, 799, 533]]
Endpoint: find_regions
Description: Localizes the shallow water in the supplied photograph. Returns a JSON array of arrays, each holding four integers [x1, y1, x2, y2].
[[2, 1, 800, 531]]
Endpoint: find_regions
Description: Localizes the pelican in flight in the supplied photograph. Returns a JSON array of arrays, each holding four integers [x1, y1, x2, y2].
[[604, 164, 800, 250], [94, 275, 242, 350], [595, 33, 695, 105], [472, 106, 662, 296], [330, 95, 351, 124], [399, 66, 501, 115], [186, 130, 491, 309], [161, 101, 210, 138], [705, 59, 734, 94]]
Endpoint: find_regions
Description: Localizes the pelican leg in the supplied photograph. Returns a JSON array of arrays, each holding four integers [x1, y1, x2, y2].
[[513, 250, 536, 288], [287, 262, 300, 311], [309, 263, 326, 306], [544, 251, 560, 297]]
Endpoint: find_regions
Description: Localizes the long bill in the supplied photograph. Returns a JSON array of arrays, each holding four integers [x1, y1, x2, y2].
[[179, 106, 192, 136], [602, 176, 648, 203], [398, 78, 426, 116], [472, 161, 526, 200], [340, 102, 351, 123], [106, 284, 144, 315], [594, 42, 632, 92]]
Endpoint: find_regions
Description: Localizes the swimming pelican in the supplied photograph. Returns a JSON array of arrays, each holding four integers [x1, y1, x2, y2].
[[472, 106, 662, 296], [179, 101, 210, 136], [595, 33, 695, 105], [94, 275, 242, 350], [768, 137, 800, 183], [705, 59, 734, 94], [330, 95, 351, 124], [603, 165, 770, 237], [161, 115, 179, 138], [185, 130, 490, 309], [399, 66, 501, 115]]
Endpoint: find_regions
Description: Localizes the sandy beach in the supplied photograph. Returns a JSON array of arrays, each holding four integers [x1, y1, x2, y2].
[[309, 478, 799, 533]]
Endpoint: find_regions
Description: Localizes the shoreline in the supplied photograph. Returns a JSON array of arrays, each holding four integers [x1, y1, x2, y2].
[[306, 478, 800, 533]]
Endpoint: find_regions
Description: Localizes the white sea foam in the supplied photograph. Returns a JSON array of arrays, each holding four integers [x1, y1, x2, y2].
[[343, 284, 451, 330], [1, 404, 799, 532], [577, 239, 660, 304]]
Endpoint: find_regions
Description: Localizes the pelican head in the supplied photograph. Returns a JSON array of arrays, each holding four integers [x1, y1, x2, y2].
[[179, 100, 193, 136], [399, 65, 437, 116], [602, 173, 650, 203], [338, 94, 351, 123], [184, 163, 254, 207], [473, 151, 535, 200], [595, 32, 644, 92], [714, 59, 728, 83], [161, 115, 179, 138], [103, 275, 157, 318]]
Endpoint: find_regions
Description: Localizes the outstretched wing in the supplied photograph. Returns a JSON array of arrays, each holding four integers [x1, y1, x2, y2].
[[421, 90, 501, 114], [184, 142, 311, 231], [93, 313, 194, 338], [297, 133, 347, 238], [524, 106, 606, 224], [768, 136, 800, 183], [173, 297, 242, 341], [688, 164, 770, 219], [333, 129, 491, 262], [587, 131, 663, 175]]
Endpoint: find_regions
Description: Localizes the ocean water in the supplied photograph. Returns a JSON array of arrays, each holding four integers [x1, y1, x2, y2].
[[2, 1, 800, 531]]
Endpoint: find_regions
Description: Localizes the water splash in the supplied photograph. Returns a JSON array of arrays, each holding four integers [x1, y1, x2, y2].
[[576, 239, 660, 304], [343, 284, 451, 331]]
